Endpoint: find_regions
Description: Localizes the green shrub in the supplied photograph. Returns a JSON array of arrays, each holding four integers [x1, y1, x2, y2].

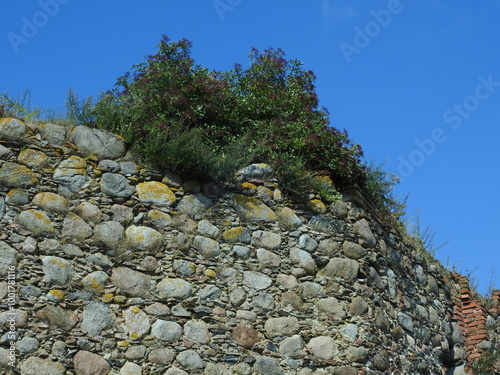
[[92, 36, 366, 191], [471, 348, 499, 375]]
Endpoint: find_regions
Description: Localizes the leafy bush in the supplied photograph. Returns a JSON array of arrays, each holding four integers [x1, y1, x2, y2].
[[0, 88, 47, 121], [92, 36, 366, 191], [471, 348, 499, 375]]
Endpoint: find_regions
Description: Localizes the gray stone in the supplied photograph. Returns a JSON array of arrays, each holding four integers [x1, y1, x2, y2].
[[52, 341, 68, 360], [298, 234, 318, 252], [353, 219, 376, 248], [6, 188, 30, 205], [289, 247, 317, 275], [81, 300, 115, 335], [257, 248, 281, 268], [307, 336, 337, 360], [62, 212, 93, 241], [120, 161, 139, 175], [81, 271, 109, 293], [162, 171, 182, 188], [184, 320, 211, 344], [199, 285, 221, 300], [0, 241, 16, 277], [342, 241, 366, 259], [224, 227, 252, 244], [74, 202, 104, 224], [236, 163, 273, 182], [277, 207, 303, 230], [173, 259, 196, 276], [450, 322, 464, 345], [233, 245, 251, 260], [120, 362, 142, 375], [110, 204, 134, 225], [42, 256, 73, 285], [397, 312, 414, 333], [301, 281, 322, 299], [233, 194, 277, 223], [309, 215, 344, 233], [244, 271, 273, 290], [254, 356, 284, 375], [94, 221, 125, 249], [264, 317, 299, 338], [32, 192, 68, 214], [124, 306, 150, 339], [100, 172, 134, 198], [53, 156, 91, 193], [177, 193, 213, 216], [136, 181, 176, 207], [232, 322, 260, 348], [165, 367, 188, 375], [193, 235, 221, 259], [317, 297, 346, 319], [73, 350, 111, 375], [0, 144, 13, 159], [156, 278, 192, 300], [144, 302, 170, 317], [349, 296, 369, 316], [373, 350, 391, 371], [252, 230, 281, 250], [205, 363, 232, 375], [318, 257, 359, 282], [16, 337, 39, 353], [279, 335, 306, 358], [229, 287, 247, 307], [253, 293, 276, 311], [151, 320, 183, 343], [197, 219, 219, 238], [0, 162, 39, 188], [318, 238, 340, 256], [148, 348, 175, 365], [36, 305, 78, 331], [346, 346, 369, 363], [18, 148, 50, 170], [0, 118, 28, 142], [340, 324, 358, 342], [70, 126, 125, 159], [16, 209, 57, 238], [125, 225, 163, 252], [176, 350, 205, 370], [40, 123, 67, 145], [20, 356, 66, 375], [110, 267, 151, 297], [368, 267, 385, 290], [276, 274, 298, 289], [98, 159, 120, 172]]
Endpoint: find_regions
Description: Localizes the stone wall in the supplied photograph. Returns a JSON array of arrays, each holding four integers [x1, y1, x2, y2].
[[0, 117, 498, 375]]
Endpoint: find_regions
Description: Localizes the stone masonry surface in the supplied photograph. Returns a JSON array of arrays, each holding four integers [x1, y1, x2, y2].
[[0, 117, 498, 374]]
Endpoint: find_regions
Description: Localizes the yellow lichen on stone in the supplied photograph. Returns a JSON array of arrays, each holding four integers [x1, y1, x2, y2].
[[49, 289, 65, 299], [50, 259, 67, 268], [223, 227, 246, 243], [118, 340, 130, 347], [137, 181, 176, 205], [102, 293, 114, 303], [205, 269, 216, 278], [130, 306, 141, 314], [114, 295, 126, 303], [130, 332, 139, 339], [306, 199, 327, 214]]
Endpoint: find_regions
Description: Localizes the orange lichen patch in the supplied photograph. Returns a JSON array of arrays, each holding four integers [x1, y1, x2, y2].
[[0, 117, 24, 124], [316, 175, 334, 186], [83, 277, 105, 291], [118, 340, 130, 347], [129, 332, 139, 339]]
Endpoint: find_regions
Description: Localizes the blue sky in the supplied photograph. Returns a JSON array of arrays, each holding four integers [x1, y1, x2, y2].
[[1, 1, 499, 294]]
